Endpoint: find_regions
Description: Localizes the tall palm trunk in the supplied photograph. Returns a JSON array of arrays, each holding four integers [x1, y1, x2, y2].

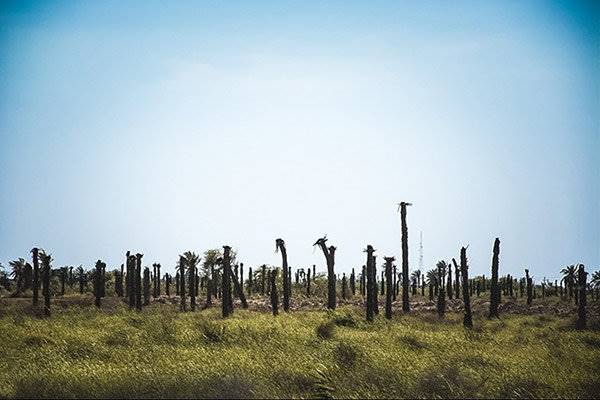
[[576, 264, 587, 329], [399, 202, 412, 312], [489, 238, 500, 318], [189, 262, 196, 311], [460, 247, 472, 328], [525, 269, 533, 306], [314, 237, 336, 310], [222, 246, 234, 317], [143, 267, 150, 306], [270, 268, 279, 316], [135, 254, 143, 311], [31, 248, 40, 306], [365, 245, 375, 322], [40, 253, 51, 317], [276, 239, 290, 312], [179, 256, 186, 311], [94, 260, 103, 308]]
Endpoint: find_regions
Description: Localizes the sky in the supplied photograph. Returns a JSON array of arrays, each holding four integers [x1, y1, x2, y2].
[[0, 1, 598, 280]]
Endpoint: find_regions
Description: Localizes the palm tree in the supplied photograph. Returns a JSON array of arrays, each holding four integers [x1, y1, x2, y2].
[[561, 265, 577, 301], [411, 270, 421, 296], [426, 269, 437, 301], [9, 258, 28, 296], [38, 251, 52, 317], [182, 251, 201, 311]]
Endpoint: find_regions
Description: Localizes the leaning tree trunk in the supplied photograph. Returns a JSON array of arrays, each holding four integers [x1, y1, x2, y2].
[[576, 264, 587, 330], [460, 247, 472, 328], [31, 248, 40, 306], [227, 261, 248, 309], [365, 245, 375, 322], [222, 246, 234, 317], [270, 268, 279, 316], [399, 202, 411, 312], [384, 256, 395, 320], [489, 238, 500, 318], [276, 239, 290, 312]]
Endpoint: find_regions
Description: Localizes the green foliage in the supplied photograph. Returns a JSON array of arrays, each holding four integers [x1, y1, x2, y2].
[[0, 304, 599, 398]]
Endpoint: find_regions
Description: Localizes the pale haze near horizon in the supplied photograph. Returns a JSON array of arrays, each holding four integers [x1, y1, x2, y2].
[[1, 1, 598, 280]]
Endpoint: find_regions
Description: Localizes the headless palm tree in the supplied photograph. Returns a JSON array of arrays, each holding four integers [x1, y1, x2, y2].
[[397, 202, 412, 312], [39, 251, 52, 317], [276, 239, 290, 312], [314, 236, 336, 310], [31, 248, 40, 305]]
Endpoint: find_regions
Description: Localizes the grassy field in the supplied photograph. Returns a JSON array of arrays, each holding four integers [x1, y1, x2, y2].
[[1, 299, 599, 399]]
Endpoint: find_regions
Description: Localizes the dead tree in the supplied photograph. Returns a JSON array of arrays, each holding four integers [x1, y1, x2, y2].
[[460, 247, 472, 328], [276, 239, 290, 312], [398, 201, 412, 312], [384, 256, 395, 320], [314, 236, 336, 310]]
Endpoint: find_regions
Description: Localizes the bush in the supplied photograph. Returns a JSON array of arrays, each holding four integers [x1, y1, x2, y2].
[[316, 321, 335, 339], [334, 342, 358, 367]]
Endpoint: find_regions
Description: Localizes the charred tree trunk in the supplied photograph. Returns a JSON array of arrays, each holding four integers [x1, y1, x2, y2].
[[261, 265, 266, 295], [189, 262, 196, 311], [447, 266, 453, 299], [365, 245, 375, 322], [222, 246, 234, 317], [31, 248, 40, 306], [135, 254, 143, 311], [307, 268, 311, 297], [399, 202, 412, 312], [179, 256, 186, 312], [143, 267, 150, 306], [314, 237, 336, 310], [94, 260, 103, 308], [276, 239, 290, 312], [342, 273, 348, 300], [489, 238, 500, 318], [270, 268, 279, 316], [350, 268, 356, 296], [437, 265, 446, 319], [373, 256, 379, 315], [41, 253, 51, 317], [460, 247, 472, 328], [525, 269, 533, 306], [384, 256, 395, 320], [576, 265, 587, 330]]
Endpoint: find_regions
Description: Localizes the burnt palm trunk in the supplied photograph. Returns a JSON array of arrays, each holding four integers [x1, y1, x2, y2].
[[175, 273, 180, 296], [222, 246, 234, 317], [365, 245, 375, 322], [276, 239, 290, 312], [447, 266, 453, 299], [392, 265, 397, 301], [179, 256, 186, 311], [143, 267, 150, 306], [189, 262, 196, 311], [248, 267, 253, 296], [525, 269, 533, 306], [342, 273, 348, 300], [437, 265, 445, 319], [314, 237, 336, 310], [399, 202, 412, 312], [460, 247, 472, 328], [165, 274, 171, 297], [261, 265, 266, 295], [94, 260, 103, 308], [384, 256, 395, 320], [373, 255, 379, 315], [31, 248, 40, 306], [41, 254, 51, 317], [229, 263, 248, 309], [489, 238, 500, 318], [135, 254, 143, 311], [576, 265, 587, 329], [270, 268, 279, 316], [453, 259, 460, 300], [307, 268, 311, 297], [350, 268, 356, 296]]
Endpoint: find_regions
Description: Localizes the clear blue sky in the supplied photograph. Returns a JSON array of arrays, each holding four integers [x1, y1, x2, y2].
[[1, 1, 598, 279]]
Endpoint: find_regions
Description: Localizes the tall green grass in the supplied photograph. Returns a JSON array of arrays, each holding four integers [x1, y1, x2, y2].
[[1, 303, 598, 398]]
